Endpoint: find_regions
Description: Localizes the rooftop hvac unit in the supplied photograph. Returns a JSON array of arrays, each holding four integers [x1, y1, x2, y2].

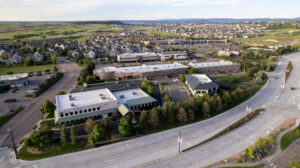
[[132, 92, 137, 95], [120, 95, 125, 99], [69, 95, 74, 100], [101, 96, 107, 100], [71, 103, 75, 107]]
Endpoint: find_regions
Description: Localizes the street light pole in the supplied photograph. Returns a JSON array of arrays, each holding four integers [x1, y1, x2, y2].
[[7, 128, 18, 159], [177, 131, 183, 154]]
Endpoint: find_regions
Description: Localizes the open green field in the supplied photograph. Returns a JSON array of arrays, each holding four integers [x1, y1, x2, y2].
[[280, 128, 300, 150], [0, 23, 119, 41], [148, 30, 179, 37], [233, 28, 300, 47], [0, 64, 57, 74]]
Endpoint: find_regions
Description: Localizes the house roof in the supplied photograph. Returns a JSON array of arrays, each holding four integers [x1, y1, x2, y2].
[[185, 74, 219, 90]]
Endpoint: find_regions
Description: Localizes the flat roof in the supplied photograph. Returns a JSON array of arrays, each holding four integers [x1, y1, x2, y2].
[[94, 62, 188, 73], [0, 73, 28, 81], [56, 88, 117, 111], [188, 74, 212, 84], [112, 88, 149, 105], [188, 60, 237, 68], [118, 52, 158, 58]]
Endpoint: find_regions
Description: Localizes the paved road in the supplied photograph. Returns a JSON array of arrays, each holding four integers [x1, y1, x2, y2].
[[1, 52, 300, 168], [0, 58, 81, 146]]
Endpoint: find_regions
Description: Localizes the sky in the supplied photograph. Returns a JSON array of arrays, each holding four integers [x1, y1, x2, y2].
[[0, 0, 300, 21]]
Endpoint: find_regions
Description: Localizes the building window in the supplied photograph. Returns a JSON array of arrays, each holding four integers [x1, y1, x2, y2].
[[60, 114, 63, 117], [97, 107, 100, 110], [84, 109, 87, 113], [108, 113, 113, 117], [93, 108, 96, 111], [65, 113, 69, 117], [79, 110, 82, 114], [70, 112, 73, 116], [88, 109, 91, 112], [75, 111, 78, 115]]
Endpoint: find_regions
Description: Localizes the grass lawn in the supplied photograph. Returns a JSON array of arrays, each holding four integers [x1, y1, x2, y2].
[[280, 128, 300, 150], [233, 28, 300, 47], [0, 64, 57, 74], [0, 107, 24, 128], [18, 143, 87, 160], [222, 164, 265, 168]]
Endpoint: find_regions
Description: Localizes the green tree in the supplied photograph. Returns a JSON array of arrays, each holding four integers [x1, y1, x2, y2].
[[88, 124, 104, 145], [54, 66, 58, 72], [246, 145, 255, 159], [256, 137, 266, 148], [40, 100, 56, 117], [267, 135, 275, 145], [216, 95, 223, 112], [26, 131, 52, 150], [71, 124, 76, 144], [179, 74, 185, 83], [188, 67, 198, 74], [100, 118, 111, 138], [139, 110, 148, 129], [51, 54, 57, 64], [60, 124, 67, 144], [149, 107, 161, 129], [177, 108, 188, 125], [202, 101, 210, 117], [25, 57, 33, 66], [57, 90, 66, 95], [86, 62, 95, 75], [84, 118, 94, 135], [118, 117, 133, 137], [187, 109, 195, 121]]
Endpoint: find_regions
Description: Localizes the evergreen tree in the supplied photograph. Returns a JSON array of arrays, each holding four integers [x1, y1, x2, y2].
[[71, 124, 76, 144], [118, 117, 133, 137], [202, 101, 210, 117], [149, 107, 160, 129], [60, 124, 67, 144], [177, 108, 188, 125], [139, 110, 148, 129]]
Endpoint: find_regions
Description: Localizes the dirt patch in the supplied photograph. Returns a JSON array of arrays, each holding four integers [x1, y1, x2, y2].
[[264, 39, 279, 43], [26, 147, 42, 154]]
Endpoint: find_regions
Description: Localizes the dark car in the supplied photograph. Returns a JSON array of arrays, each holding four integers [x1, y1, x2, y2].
[[4, 99, 17, 103]]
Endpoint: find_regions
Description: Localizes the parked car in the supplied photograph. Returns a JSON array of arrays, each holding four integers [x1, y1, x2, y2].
[[4, 99, 17, 103], [27, 88, 38, 93]]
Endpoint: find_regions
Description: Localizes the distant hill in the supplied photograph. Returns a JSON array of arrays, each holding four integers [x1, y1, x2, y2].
[[122, 18, 300, 24]]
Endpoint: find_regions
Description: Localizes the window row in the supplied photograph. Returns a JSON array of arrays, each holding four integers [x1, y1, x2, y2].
[[60, 106, 101, 118]]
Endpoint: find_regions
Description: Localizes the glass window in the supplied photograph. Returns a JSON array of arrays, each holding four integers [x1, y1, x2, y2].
[[97, 107, 100, 110], [88, 109, 91, 112], [84, 109, 87, 113], [93, 108, 96, 111], [75, 111, 78, 115], [79, 110, 82, 114], [65, 113, 69, 116], [60, 114, 63, 117], [70, 112, 73, 115]]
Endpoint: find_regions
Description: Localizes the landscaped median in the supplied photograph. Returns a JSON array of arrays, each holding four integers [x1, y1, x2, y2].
[[182, 109, 265, 152], [280, 127, 300, 150], [36, 72, 64, 97]]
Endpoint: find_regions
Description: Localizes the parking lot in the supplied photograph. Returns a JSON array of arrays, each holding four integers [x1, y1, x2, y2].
[[153, 76, 190, 104], [0, 74, 51, 116]]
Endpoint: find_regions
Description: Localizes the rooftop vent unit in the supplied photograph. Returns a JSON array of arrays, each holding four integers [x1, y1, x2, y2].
[[120, 95, 125, 99], [71, 103, 75, 107], [101, 96, 107, 100], [132, 92, 137, 95], [69, 95, 74, 101]]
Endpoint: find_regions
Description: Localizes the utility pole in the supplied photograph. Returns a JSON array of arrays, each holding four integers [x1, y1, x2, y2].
[[7, 128, 18, 159]]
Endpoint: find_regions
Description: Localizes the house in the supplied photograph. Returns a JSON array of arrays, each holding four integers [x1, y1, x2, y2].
[[85, 50, 96, 59], [185, 74, 219, 96], [32, 52, 44, 62], [10, 53, 24, 64], [158, 51, 187, 61]]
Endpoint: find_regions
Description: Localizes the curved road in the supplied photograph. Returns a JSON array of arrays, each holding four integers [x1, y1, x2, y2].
[[0, 58, 81, 146], [1, 52, 300, 168]]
